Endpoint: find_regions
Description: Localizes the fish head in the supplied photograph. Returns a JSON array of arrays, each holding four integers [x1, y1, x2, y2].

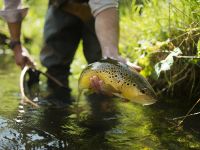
[[122, 85, 157, 105], [126, 67, 157, 105], [133, 87, 157, 105]]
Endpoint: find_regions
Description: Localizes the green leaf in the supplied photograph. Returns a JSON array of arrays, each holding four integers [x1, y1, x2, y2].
[[154, 47, 182, 78], [197, 39, 200, 57]]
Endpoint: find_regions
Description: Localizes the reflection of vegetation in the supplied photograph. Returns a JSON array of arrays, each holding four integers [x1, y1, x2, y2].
[[105, 100, 200, 149], [0, 66, 20, 118]]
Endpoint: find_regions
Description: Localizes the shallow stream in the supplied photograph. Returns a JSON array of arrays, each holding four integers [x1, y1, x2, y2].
[[0, 52, 200, 150]]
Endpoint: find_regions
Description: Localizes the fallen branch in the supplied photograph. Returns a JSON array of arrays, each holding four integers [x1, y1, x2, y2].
[[178, 98, 200, 126], [172, 111, 200, 120], [175, 56, 200, 59], [157, 67, 192, 94]]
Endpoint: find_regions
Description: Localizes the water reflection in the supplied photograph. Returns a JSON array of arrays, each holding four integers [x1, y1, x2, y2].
[[64, 94, 119, 150], [0, 91, 119, 149], [0, 54, 200, 149], [1, 83, 200, 149]]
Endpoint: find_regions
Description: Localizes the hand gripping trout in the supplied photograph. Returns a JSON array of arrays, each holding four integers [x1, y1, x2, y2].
[[78, 58, 157, 105]]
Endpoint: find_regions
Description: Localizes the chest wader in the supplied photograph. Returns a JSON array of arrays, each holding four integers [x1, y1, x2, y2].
[[40, 0, 102, 95]]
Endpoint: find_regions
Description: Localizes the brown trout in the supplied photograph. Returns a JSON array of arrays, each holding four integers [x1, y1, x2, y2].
[[78, 58, 157, 105]]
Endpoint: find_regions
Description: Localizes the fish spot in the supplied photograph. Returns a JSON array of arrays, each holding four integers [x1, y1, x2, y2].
[[141, 89, 145, 94]]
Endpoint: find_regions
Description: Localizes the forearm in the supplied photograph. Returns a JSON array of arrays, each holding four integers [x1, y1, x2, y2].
[[0, 0, 27, 43], [0, 0, 35, 68], [8, 21, 35, 68], [7, 22, 22, 41], [95, 8, 119, 58]]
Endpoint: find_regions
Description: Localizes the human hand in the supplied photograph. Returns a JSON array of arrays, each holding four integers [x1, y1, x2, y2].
[[90, 76, 103, 93], [13, 44, 36, 69], [113, 55, 142, 72], [90, 75, 113, 96]]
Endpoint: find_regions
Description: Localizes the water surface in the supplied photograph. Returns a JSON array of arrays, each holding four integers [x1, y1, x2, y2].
[[0, 52, 200, 150]]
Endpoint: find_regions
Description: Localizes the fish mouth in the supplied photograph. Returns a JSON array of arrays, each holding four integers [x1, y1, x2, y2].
[[131, 95, 157, 105], [142, 99, 157, 106]]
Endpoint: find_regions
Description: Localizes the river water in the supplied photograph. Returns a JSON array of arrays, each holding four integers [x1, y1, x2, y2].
[[0, 51, 200, 150]]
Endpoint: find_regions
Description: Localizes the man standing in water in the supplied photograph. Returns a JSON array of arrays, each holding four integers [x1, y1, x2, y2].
[[0, 0, 141, 99]]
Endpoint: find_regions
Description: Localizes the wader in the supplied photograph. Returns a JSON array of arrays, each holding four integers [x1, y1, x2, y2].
[[40, 0, 102, 89]]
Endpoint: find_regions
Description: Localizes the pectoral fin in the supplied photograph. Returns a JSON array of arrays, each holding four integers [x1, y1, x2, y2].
[[102, 84, 119, 96], [121, 98, 130, 102], [112, 92, 129, 102]]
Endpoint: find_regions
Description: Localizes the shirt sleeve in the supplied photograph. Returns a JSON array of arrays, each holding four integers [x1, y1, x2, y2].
[[89, 0, 118, 16], [0, 0, 28, 23]]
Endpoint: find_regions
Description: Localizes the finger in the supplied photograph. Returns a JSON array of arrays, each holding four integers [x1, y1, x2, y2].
[[116, 56, 142, 72], [126, 61, 142, 72], [93, 76, 101, 89], [99, 80, 104, 91], [22, 55, 36, 68], [90, 76, 101, 93], [133, 65, 142, 72], [18, 59, 25, 69], [90, 77, 99, 93], [26, 59, 36, 68], [92, 76, 100, 92], [130, 64, 142, 72], [19, 57, 28, 69], [90, 76, 97, 91]]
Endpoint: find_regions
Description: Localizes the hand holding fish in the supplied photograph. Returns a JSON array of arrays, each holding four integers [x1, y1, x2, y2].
[[90, 75, 113, 96], [79, 58, 157, 105], [113, 55, 142, 72], [89, 56, 142, 94]]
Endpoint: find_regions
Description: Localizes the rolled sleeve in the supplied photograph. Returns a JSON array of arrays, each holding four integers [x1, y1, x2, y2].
[[89, 0, 118, 16], [0, 0, 28, 23]]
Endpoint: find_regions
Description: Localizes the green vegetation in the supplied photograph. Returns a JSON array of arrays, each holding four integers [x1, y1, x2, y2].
[[119, 0, 200, 103], [0, 0, 199, 104], [0, 0, 200, 107], [0, 1, 200, 149]]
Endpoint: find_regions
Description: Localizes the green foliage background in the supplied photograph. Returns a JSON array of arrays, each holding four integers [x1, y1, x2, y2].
[[0, 1, 200, 149], [119, 0, 200, 102]]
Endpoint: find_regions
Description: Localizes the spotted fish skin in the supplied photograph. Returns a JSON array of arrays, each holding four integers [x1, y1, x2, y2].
[[78, 58, 157, 105]]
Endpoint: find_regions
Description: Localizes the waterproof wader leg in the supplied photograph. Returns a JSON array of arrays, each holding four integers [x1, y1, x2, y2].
[[40, 5, 83, 89], [40, 6, 84, 102]]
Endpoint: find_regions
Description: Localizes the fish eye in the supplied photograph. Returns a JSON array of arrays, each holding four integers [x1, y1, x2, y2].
[[141, 89, 145, 94]]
